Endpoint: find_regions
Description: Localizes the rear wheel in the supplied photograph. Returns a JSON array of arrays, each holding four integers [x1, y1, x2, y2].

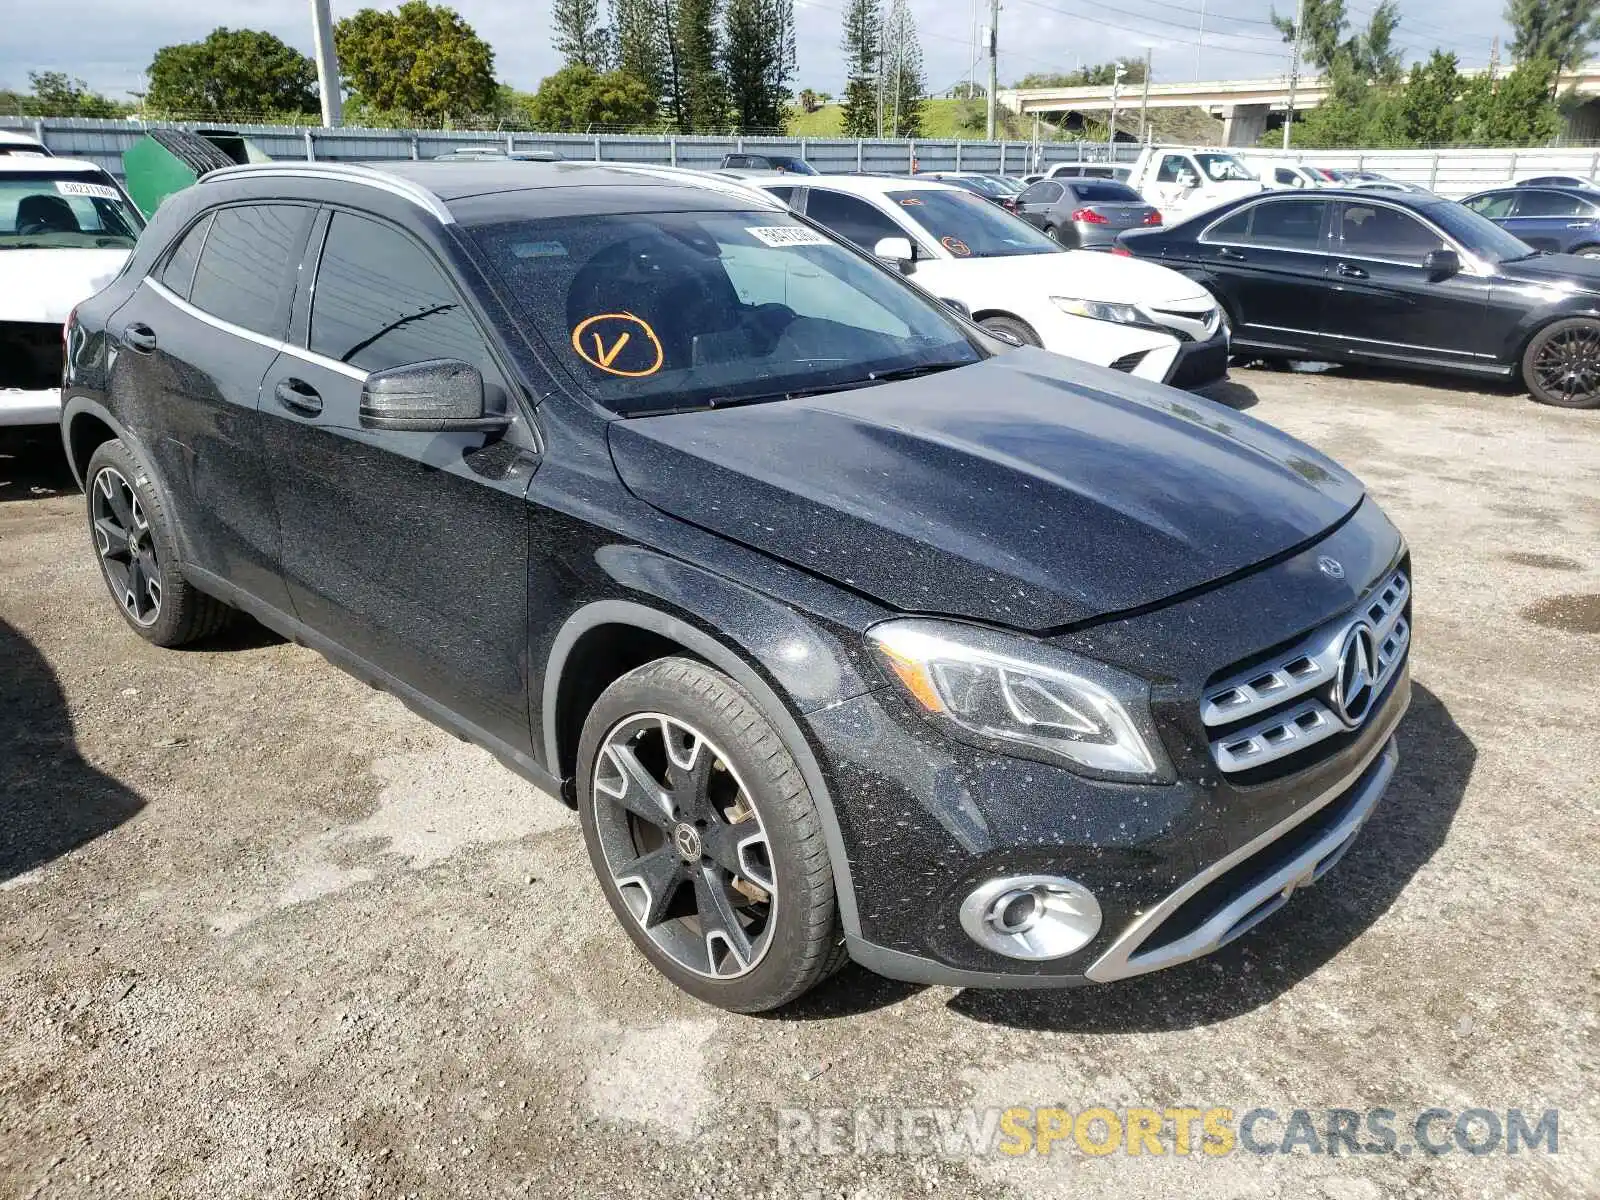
[[84, 439, 232, 646], [979, 314, 1042, 347], [1522, 317, 1600, 408], [1574, 245, 1600, 258], [577, 657, 845, 1012], [1044, 224, 1061, 243]]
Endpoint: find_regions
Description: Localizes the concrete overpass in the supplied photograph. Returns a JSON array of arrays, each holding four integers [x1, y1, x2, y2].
[[998, 63, 1600, 146]]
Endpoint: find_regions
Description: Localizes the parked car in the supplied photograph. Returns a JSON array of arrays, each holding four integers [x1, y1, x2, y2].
[[1515, 174, 1594, 188], [1258, 160, 1327, 190], [1045, 163, 1132, 183], [1, 156, 144, 428], [1460, 186, 1600, 256], [1343, 175, 1433, 195], [0, 130, 51, 157], [62, 159, 1412, 1012], [917, 171, 1022, 212], [433, 148, 558, 162], [1119, 187, 1600, 407], [719, 152, 817, 175], [1014, 178, 1161, 248], [753, 174, 1228, 388], [1124, 146, 1264, 223]]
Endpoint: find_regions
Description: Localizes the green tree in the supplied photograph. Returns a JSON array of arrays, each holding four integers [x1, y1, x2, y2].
[[1015, 61, 1147, 89], [24, 71, 125, 117], [613, 0, 668, 100], [883, 0, 924, 137], [1479, 56, 1561, 141], [839, 0, 881, 137], [1399, 50, 1465, 144], [528, 64, 656, 129], [1272, 0, 1349, 71], [334, 1, 497, 120], [1506, 0, 1600, 72], [724, 0, 795, 131], [145, 28, 318, 117], [553, 0, 613, 69], [672, 0, 726, 130]]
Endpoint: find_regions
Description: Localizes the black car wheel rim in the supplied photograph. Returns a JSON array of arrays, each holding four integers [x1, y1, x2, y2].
[[591, 713, 776, 979], [1534, 325, 1600, 402], [91, 467, 161, 626]]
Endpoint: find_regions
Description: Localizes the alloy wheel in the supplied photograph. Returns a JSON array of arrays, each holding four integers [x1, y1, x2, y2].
[[590, 713, 776, 979], [91, 467, 162, 626], [1533, 324, 1600, 404]]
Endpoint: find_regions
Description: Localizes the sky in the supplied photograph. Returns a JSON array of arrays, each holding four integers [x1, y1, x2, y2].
[[0, 0, 1516, 106]]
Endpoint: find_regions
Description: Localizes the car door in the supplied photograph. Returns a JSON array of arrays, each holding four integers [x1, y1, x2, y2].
[[109, 203, 312, 612], [1320, 199, 1491, 367], [1191, 196, 1333, 351], [1503, 189, 1600, 253], [1148, 153, 1200, 214], [258, 208, 539, 750], [1015, 181, 1062, 230]]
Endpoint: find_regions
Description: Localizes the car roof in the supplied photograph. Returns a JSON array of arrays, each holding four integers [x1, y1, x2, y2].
[[1468, 183, 1598, 198], [769, 174, 955, 195], [0, 155, 107, 175]]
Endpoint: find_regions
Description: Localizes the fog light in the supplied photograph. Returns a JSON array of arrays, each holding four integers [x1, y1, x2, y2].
[[959, 875, 1102, 961]]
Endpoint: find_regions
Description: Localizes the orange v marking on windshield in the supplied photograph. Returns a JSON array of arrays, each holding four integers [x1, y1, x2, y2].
[[592, 330, 630, 367], [571, 312, 665, 378]]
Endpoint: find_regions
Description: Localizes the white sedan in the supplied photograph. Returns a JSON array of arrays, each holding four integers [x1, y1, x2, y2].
[[745, 173, 1228, 389]]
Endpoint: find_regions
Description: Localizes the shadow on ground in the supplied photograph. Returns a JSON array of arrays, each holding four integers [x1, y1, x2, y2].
[[1197, 378, 1260, 411], [946, 683, 1473, 1032], [0, 430, 75, 504], [0, 617, 145, 883]]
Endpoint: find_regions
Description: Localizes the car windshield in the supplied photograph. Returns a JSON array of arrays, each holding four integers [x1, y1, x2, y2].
[[989, 176, 1028, 195], [1195, 153, 1257, 182], [885, 188, 1058, 257], [1427, 201, 1539, 262], [472, 209, 983, 416], [942, 175, 1008, 198], [0, 171, 144, 249]]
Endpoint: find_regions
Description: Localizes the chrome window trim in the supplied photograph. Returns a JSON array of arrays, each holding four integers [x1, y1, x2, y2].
[[145, 276, 369, 381], [1251, 323, 1497, 359], [199, 164, 456, 225]]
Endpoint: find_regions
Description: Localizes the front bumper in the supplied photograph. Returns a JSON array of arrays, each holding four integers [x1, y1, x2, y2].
[[1163, 326, 1230, 390], [0, 387, 61, 428]]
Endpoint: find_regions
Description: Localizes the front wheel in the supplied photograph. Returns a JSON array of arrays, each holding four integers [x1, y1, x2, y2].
[[576, 657, 846, 1012], [1522, 318, 1600, 408], [979, 314, 1042, 347]]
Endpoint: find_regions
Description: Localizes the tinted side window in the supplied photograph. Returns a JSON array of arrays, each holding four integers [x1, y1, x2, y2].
[[1275, 168, 1302, 186], [1019, 182, 1060, 203], [1338, 203, 1445, 262], [1514, 190, 1592, 217], [1466, 192, 1516, 219], [1247, 199, 1326, 249], [766, 186, 795, 205], [1156, 155, 1194, 183], [158, 213, 212, 301], [802, 190, 904, 249], [188, 205, 307, 337], [311, 212, 496, 376], [1206, 208, 1252, 241]]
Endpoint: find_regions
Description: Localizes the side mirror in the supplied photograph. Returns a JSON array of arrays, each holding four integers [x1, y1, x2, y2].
[[359, 359, 508, 433], [874, 235, 917, 274], [940, 297, 971, 319], [1424, 248, 1461, 278]]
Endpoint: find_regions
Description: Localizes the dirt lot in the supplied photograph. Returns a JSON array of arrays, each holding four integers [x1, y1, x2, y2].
[[1, 366, 1596, 1200]]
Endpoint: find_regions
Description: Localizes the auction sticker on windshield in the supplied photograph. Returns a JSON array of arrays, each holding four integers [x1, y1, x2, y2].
[[746, 226, 831, 248], [54, 179, 120, 201]]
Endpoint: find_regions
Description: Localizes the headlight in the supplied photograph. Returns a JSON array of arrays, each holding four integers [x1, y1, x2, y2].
[[1052, 297, 1146, 325], [866, 619, 1172, 783]]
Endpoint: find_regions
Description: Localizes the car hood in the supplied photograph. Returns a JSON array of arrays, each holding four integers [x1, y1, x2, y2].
[[0, 248, 129, 323], [921, 250, 1211, 307], [1496, 250, 1600, 292], [608, 351, 1364, 631]]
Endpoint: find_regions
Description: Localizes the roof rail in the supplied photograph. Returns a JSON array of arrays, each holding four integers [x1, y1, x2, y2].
[[199, 162, 455, 224]]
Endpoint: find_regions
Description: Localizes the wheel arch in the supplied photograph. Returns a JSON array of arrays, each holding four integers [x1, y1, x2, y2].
[[541, 598, 864, 939], [60, 396, 131, 489]]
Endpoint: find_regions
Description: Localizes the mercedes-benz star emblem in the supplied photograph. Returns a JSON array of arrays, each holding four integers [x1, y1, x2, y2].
[[672, 823, 703, 863], [1332, 623, 1379, 727], [1318, 555, 1345, 580]]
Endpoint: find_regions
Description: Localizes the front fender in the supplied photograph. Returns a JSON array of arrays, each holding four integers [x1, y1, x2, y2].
[[1496, 292, 1600, 363]]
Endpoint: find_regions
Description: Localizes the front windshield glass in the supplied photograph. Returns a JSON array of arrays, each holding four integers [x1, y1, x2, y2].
[[944, 175, 1008, 198], [0, 171, 144, 249], [990, 176, 1028, 195], [1428, 200, 1538, 263], [1195, 153, 1257, 182], [885, 188, 1058, 257], [473, 209, 983, 416]]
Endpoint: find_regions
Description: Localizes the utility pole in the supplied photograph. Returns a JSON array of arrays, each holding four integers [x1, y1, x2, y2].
[[1108, 60, 1126, 157], [1488, 34, 1501, 82], [1195, 0, 1206, 82], [1140, 47, 1152, 142], [985, 0, 999, 139], [891, 4, 904, 138], [309, 0, 343, 128], [1282, 0, 1304, 150], [877, 35, 885, 138]]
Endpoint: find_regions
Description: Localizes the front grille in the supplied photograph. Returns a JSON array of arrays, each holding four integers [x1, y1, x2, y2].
[[0, 321, 62, 391], [1149, 303, 1221, 341], [1110, 350, 1148, 373], [1201, 569, 1410, 777]]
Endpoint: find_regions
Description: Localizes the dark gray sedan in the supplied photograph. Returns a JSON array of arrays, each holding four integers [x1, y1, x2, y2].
[[1015, 178, 1161, 249]]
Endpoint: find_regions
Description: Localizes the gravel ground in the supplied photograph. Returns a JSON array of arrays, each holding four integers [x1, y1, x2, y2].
[[1, 365, 1596, 1200]]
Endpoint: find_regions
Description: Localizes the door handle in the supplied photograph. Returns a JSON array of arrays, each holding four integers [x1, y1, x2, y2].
[[1217, 247, 1247, 261], [274, 378, 323, 417], [1336, 262, 1368, 279], [123, 323, 157, 353], [1567, 221, 1593, 228]]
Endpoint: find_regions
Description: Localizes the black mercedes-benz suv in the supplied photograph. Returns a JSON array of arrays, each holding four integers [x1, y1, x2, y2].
[[62, 162, 1412, 1012]]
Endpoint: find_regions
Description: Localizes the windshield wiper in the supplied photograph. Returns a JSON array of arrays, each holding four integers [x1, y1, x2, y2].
[[866, 361, 973, 383]]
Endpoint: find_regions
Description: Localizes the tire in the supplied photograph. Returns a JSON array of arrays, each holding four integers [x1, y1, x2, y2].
[[979, 314, 1042, 347], [576, 656, 846, 1013], [1044, 224, 1061, 243], [1521, 317, 1600, 409], [84, 439, 232, 646], [1574, 245, 1600, 258]]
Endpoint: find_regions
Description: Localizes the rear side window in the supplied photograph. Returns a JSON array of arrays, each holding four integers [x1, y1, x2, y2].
[[1020, 182, 1062, 203], [158, 214, 212, 301], [766, 186, 795, 205], [188, 205, 308, 338], [1514, 190, 1594, 217], [310, 211, 497, 377], [1249, 199, 1327, 249]]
